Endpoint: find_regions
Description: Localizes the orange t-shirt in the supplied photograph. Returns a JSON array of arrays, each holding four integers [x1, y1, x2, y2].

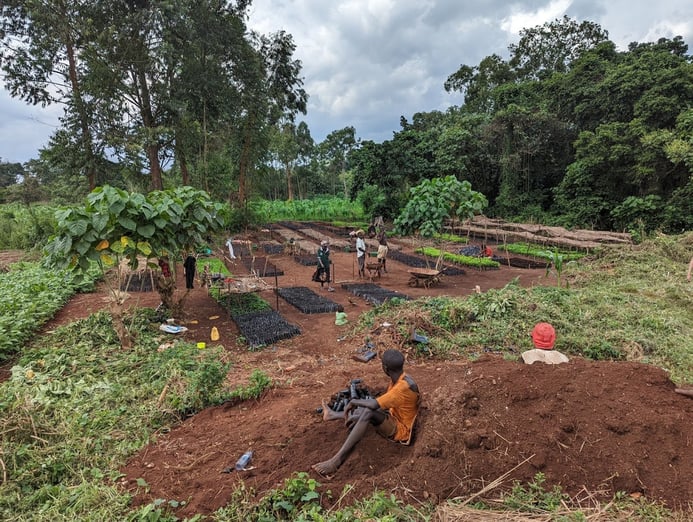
[[376, 373, 420, 442]]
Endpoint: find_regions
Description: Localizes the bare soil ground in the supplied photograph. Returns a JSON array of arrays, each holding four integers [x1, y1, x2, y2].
[[25, 233, 693, 517]]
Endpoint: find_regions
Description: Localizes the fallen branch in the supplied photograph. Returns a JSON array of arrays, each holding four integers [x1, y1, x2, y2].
[[457, 454, 535, 507]]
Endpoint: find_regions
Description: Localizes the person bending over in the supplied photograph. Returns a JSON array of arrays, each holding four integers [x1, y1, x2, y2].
[[312, 349, 420, 476]]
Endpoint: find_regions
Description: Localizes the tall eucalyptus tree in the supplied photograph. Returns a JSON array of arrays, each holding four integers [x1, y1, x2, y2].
[[1, 0, 101, 190]]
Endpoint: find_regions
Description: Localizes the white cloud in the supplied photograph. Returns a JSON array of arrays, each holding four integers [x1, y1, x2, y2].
[[501, 0, 574, 35], [1, 0, 692, 162]]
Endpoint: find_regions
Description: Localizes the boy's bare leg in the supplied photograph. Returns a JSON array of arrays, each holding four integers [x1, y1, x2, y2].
[[312, 413, 370, 476], [312, 408, 387, 476]]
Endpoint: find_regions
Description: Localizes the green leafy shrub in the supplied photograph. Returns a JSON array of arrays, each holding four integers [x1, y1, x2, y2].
[[0, 202, 58, 250]]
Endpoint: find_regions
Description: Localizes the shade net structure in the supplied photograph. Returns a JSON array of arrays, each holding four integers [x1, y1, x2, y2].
[[341, 283, 410, 306], [277, 286, 344, 314], [231, 310, 301, 348]]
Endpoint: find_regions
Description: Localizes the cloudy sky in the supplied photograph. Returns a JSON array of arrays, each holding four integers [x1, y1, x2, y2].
[[1, 0, 692, 164]]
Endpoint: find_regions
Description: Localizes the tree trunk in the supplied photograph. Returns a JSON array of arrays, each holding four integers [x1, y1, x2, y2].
[[235, 114, 255, 205], [64, 31, 97, 191], [109, 302, 133, 349], [178, 143, 190, 186], [136, 66, 163, 190], [147, 144, 163, 190], [286, 164, 294, 200]]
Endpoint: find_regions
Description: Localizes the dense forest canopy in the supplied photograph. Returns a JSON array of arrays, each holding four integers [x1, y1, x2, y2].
[[1, 9, 692, 234]]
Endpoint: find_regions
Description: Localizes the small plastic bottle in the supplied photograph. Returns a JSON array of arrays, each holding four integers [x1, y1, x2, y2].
[[235, 450, 253, 471]]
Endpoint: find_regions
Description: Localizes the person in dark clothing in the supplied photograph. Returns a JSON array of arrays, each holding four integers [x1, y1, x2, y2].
[[183, 252, 197, 289], [315, 240, 334, 291]]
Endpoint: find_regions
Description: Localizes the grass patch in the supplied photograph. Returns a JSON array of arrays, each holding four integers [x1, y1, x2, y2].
[[213, 472, 429, 521], [440, 472, 688, 521]]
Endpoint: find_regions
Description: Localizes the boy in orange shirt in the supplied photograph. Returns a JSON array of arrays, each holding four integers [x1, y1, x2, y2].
[[312, 349, 420, 476]]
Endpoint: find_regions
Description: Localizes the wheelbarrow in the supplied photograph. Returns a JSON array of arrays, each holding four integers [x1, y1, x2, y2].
[[407, 267, 443, 288], [365, 260, 384, 281]]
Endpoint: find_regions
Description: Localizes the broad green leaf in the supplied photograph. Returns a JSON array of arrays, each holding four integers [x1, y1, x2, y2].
[[67, 220, 88, 236], [137, 223, 155, 238], [92, 213, 109, 233], [118, 216, 137, 231], [137, 241, 152, 256], [100, 252, 115, 266]]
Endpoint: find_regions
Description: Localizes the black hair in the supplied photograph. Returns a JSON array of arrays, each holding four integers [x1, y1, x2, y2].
[[381, 349, 404, 371]]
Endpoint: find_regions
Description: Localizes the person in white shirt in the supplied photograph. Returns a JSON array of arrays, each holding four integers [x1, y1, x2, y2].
[[225, 238, 236, 259], [355, 230, 366, 278]]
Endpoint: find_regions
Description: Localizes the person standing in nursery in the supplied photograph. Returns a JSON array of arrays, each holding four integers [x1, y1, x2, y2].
[[183, 252, 197, 289], [316, 240, 334, 291], [377, 229, 389, 273], [356, 230, 367, 278]]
